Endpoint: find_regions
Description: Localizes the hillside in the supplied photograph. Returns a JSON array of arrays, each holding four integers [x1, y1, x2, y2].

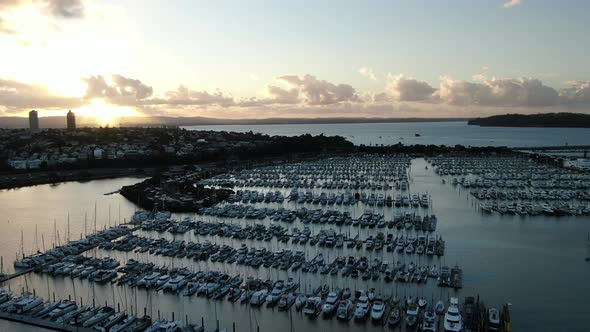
[[467, 113, 590, 128]]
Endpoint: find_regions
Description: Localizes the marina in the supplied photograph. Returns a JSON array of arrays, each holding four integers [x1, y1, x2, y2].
[[0, 155, 588, 331]]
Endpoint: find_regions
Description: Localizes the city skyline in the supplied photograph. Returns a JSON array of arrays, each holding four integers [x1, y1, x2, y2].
[[1, 0, 590, 124]]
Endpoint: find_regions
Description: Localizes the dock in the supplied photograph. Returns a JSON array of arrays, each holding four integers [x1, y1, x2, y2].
[[0, 311, 95, 332], [0, 268, 33, 284]]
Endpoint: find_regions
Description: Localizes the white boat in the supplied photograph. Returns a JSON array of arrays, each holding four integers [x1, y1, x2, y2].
[[444, 297, 463, 332], [336, 299, 353, 321], [146, 319, 182, 332], [370, 298, 386, 322], [295, 293, 306, 311], [405, 304, 419, 328], [303, 297, 322, 317], [161, 276, 188, 292], [353, 295, 370, 321], [249, 289, 268, 306], [83, 306, 115, 327], [488, 308, 500, 331], [47, 300, 76, 319], [110, 315, 137, 332], [10, 296, 43, 314], [322, 291, 339, 317]]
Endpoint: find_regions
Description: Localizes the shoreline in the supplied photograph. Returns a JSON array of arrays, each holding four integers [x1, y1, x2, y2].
[[0, 167, 154, 191]]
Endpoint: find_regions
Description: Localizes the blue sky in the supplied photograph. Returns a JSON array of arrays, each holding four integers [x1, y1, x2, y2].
[[1, 0, 589, 119]]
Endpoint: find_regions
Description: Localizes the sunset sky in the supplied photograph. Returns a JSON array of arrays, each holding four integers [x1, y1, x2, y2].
[[1, 0, 589, 122]]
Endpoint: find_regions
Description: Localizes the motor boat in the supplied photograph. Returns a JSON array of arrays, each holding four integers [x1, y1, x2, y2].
[[336, 299, 353, 321], [322, 291, 339, 317], [354, 295, 370, 321], [488, 307, 500, 331], [405, 304, 419, 329], [303, 297, 322, 318], [387, 306, 401, 327], [443, 297, 463, 332], [370, 298, 386, 323]]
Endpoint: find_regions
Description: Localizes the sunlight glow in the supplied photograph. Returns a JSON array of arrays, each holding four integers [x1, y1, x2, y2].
[[76, 99, 140, 126]]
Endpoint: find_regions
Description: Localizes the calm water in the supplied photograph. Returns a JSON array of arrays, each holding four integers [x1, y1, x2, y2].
[[185, 121, 590, 147], [0, 161, 589, 331]]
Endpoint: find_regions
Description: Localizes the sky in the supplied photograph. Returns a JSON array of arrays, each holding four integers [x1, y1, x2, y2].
[[1, 0, 589, 122]]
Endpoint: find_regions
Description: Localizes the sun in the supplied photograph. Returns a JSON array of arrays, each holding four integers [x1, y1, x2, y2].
[[76, 99, 140, 126]]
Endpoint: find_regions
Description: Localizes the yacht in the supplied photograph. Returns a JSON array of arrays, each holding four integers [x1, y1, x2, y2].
[[249, 289, 268, 306], [10, 295, 43, 314], [322, 291, 339, 317], [336, 299, 353, 321], [387, 305, 401, 327], [303, 297, 322, 317], [405, 304, 419, 329], [444, 297, 463, 332], [488, 308, 500, 331], [353, 295, 370, 321], [370, 298, 386, 323]]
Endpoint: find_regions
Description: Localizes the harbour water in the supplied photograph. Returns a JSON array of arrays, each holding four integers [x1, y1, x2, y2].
[[184, 121, 590, 147], [0, 158, 589, 331]]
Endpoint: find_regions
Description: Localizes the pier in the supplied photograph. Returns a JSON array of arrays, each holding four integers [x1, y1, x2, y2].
[[0, 268, 33, 283]]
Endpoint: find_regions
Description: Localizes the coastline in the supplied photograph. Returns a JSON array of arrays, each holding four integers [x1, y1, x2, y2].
[[0, 167, 153, 190]]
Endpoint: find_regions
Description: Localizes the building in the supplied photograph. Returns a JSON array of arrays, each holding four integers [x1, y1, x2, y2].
[[29, 110, 39, 133], [66, 110, 76, 130]]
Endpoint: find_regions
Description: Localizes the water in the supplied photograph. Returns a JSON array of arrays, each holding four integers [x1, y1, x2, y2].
[[185, 121, 590, 147], [0, 162, 589, 331]]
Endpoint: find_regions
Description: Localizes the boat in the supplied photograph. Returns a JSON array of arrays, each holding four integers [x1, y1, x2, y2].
[[295, 293, 306, 311], [31, 301, 61, 318], [303, 297, 323, 317], [322, 291, 339, 317], [443, 297, 463, 332], [97, 311, 127, 331], [249, 289, 268, 306], [336, 299, 353, 321], [435, 300, 446, 315], [353, 295, 370, 321], [405, 304, 419, 329], [370, 298, 386, 323], [10, 295, 43, 314], [0, 290, 12, 304], [277, 293, 296, 311], [387, 306, 401, 327], [146, 319, 182, 332], [488, 307, 500, 331], [47, 300, 77, 319], [83, 306, 115, 327], [110, 315, 137, 332]]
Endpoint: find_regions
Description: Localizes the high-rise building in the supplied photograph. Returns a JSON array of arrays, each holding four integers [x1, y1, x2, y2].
[[66, 110, 76, 130], [29, 110, 39, 133]]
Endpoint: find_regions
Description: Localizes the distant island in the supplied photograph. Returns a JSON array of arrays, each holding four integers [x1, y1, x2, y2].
[[468, 112, 590, 128]]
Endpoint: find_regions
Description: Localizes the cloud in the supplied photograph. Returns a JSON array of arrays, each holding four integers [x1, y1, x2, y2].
[[0, 78, 83, 112], [358, 67, 377, 81], [0, 0, 89, 35], [386, 74, 437, 101], [277, 74, 358, 105], [503, 0, 522, 8], [147, 85, 234, 107], [84, 74, 153, 105], [45, 0, 86, 18], [559, 81, 590, 105], [438, 76, 559, 107]]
